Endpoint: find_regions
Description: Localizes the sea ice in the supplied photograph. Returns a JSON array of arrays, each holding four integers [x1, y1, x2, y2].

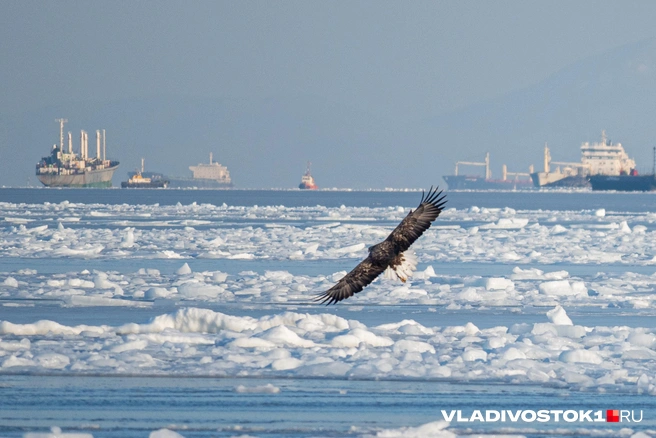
[[546, 305, 573, 325], [370, 420, 455, 438]]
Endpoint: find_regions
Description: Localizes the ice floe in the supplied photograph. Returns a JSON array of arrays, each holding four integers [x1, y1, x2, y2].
[[2, 201, 656, 267], [1, 306, 655, 394], [3, 197, 656, 437]]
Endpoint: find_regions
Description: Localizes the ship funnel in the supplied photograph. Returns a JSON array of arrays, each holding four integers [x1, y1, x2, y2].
[[55, 118, 67, 152], [485, 152, 491, 179], [103, 129, 106, 161], [68, 132, 72, 154], [80, 130, 87, 159], [96, 130, 101, 159]]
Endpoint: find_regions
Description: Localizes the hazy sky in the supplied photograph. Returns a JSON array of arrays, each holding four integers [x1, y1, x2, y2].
[[3, 1, 656, 188], [4, 1, 656, 118]]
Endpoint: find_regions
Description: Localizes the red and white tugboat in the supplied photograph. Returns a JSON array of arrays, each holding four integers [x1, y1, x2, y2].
[[298, 162, 318, 190]]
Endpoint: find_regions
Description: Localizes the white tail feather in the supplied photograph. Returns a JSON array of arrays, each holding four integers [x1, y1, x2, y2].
[[384, 251, 418, 283]]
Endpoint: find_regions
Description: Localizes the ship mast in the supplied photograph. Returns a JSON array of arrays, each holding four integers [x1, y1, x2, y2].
[[55, 118, 67, 151]]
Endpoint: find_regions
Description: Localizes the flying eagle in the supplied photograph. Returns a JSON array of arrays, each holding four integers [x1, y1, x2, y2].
[[315, 186, 447, 305]]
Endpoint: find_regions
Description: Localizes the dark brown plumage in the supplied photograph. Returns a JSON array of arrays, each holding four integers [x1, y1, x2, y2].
[[315, 186, 447, 305]]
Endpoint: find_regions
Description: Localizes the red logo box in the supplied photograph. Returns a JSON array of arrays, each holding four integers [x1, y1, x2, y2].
[[607, 410, 620, 423]]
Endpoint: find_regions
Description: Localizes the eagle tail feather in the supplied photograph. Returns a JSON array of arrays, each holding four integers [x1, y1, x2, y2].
[[384, 251, 418, 283]]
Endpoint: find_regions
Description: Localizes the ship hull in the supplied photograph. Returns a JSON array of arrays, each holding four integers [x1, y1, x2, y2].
[[443, 175, 533, 190], [530, 172, 590, 188], [168, 178, 233, 189], [37, 165, 119, 188], [589, 175, 656, 191], [299, 183, 318, 190], [127, 172, 232, 189], [121, 181, 169, 189]]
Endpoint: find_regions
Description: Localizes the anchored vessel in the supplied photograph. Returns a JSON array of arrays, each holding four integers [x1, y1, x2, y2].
[[36, 119, 119, 188], [299, 162, 318, 190], [128, 153, 233, 189], [530, 131, 636, 188], [589, 146, 656, 191], [122, 159, 169, 188], [530, 144, 590, 188], [442, 153, 533, 190]]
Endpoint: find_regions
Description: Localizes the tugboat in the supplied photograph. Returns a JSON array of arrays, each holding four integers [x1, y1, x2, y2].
[[121, 158, 169, 188], [36, 118, 119, 187], [299, 162, 318, 190]]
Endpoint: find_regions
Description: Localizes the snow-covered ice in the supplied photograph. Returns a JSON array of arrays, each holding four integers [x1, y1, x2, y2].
[[2, 195, 656, 436], [1, 305, 656, 394]]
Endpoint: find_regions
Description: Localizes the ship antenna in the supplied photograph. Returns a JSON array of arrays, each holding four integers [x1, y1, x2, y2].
[[653, 146, 655, 176], [55, 118, 67, 151]]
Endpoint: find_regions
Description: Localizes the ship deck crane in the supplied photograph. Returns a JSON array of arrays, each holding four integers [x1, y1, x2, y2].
[[455, 152, 491, 179], [502, 164, 534, 181], [542, 143, 590, 174]]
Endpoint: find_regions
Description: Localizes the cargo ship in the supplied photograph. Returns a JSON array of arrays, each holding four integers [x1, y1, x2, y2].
[[121, 159, 169, 188], [299, 162, 318, 190], [128, 153, 233, 189], [589, 147, 656, 191], [530, 132, 635, 188], [36, 119, 119, 188], [530, 144, 590, 188], [442, 153, 533, 190]]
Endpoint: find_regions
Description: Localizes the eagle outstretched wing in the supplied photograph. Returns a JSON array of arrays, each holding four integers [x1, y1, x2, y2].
[[387, 186, 446, 253], [314, 257, 386, 305], [315, 186, 447, 305]]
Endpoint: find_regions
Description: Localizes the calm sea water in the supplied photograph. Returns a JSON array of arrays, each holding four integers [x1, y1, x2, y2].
[[2, 375, 654, 438], [2, 187, 656, 211]]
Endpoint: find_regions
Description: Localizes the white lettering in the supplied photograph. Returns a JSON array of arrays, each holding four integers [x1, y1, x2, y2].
[[471, 410, 484, 422], [439, 408, 635, 423], [563, 410, 577, 422], [579, 410, 592, 422], [551, 410, 564, 422], [507, 410, 522, 422], [441, 410, 456, 422], [521, 410, 536, 422], [537, 410, 550, 422], [631, 410, 643, 423], [620, 410, 631, 423], [486, 410, 501, 422]]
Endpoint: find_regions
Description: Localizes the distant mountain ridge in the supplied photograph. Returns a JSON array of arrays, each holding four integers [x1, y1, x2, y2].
[[421, 37, 656, 180]]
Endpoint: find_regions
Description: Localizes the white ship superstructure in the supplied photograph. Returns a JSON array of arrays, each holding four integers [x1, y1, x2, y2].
[[36, 118, 119, 188], [530, 131, 636, 187], [188, 153, 232, 183], [581, 131, 636, 176]]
